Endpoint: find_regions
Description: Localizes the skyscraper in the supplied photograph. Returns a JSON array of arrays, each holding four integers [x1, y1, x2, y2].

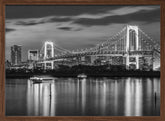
[[11, 45, 22, 65]]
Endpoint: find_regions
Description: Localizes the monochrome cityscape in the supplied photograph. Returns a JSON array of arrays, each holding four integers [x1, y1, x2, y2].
[[6, 25, 160, 71], [5, 5, 160, 116]]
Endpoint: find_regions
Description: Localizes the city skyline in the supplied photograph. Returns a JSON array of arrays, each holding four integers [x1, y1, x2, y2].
[[5, 5, 161, 117], [5, 5, 160, 62]]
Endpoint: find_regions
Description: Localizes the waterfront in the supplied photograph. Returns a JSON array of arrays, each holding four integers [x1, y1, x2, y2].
[[4, 5, 161, 117], [5, 77, 160, 116]]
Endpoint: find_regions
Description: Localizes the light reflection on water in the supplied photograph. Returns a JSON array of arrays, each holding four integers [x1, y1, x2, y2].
[[5, 77, 160, 116], [27, 80, 56, 116]]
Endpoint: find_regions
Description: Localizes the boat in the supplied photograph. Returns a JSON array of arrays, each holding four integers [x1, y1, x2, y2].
[[30, 77, 43, 83], [77, 73, 87, 79], [30, 76, 55, 83]]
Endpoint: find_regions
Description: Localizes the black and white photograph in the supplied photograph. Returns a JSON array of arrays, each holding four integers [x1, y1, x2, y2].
[[5, 5, 160, 116]]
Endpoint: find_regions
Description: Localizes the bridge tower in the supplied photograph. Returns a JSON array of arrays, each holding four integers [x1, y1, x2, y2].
[[43, 41, 54, 69], [44, 41, 54, 59], [125, 25, 140, 70]]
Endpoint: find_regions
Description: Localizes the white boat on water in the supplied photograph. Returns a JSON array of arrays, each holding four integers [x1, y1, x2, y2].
[[77, 73, 87, 78], [30, 77, 43, 83], [30, 76, 55, 83]]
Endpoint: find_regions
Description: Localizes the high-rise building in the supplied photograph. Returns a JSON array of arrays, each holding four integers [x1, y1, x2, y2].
[[28, 50, 39, 62], [11, 45, 22, 65]]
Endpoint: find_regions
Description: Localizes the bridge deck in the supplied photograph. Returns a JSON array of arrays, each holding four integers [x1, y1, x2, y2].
[[37, 50, 153, 62]]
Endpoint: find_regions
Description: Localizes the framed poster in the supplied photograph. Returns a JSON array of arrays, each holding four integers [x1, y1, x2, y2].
[[0, 0, 165, 121]]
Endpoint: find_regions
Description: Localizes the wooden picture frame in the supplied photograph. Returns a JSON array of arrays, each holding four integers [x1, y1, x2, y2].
[[0, 0, 165, 121]]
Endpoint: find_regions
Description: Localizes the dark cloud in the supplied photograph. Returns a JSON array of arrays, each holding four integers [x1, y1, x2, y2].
[[6, 6, 160, 27], [57, 26, 83, 31], [5, 28, 15, 33], [5, 5, 123, 19], [15, 20, 45, 26], [57, 27, 73, 31], [73, 8, 160, 26], [15, 17, 73, 26]]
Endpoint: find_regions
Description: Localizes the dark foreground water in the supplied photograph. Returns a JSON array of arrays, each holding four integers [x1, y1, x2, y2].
[[5, 77, 160, 116]]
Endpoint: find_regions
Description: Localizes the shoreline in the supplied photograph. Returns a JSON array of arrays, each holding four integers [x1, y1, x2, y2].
[[6, 71, 160, 79]]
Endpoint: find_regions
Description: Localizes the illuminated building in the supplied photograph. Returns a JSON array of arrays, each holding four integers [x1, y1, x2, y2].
[[11, 45, 22, 65], [28, 50, 39, 61]]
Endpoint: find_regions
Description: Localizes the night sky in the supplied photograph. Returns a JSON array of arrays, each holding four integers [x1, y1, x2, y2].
[[5, 5, 160, 64]]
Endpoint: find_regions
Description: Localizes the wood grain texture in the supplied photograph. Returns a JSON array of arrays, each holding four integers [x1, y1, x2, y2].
[[2, 0, 165, 4], [0, 0, 165, 121], [0, 0, 3, 65]]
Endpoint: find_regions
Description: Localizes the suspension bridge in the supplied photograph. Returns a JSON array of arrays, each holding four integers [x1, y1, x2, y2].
[[35, 25, 160, 70]]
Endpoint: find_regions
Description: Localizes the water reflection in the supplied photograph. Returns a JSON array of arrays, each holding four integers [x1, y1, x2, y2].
[[80, 78, 86, 115], [5, 77, 160, 116], [124, 78, 143, 116], [27, 79, 56, 116]]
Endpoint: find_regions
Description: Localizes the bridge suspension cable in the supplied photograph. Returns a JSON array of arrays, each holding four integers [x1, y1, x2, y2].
[[54, 44, 71, 53], [138, 28, 160, 52]]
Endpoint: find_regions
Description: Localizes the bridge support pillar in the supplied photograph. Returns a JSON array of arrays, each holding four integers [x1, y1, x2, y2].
[[44, 62, 47, 70], [126, 25, 139, 51], [43, 61, 54, 70], [126, 55, 130, 69], [44, 41, 54, 60], [135, 56, 139, 70], [51, 61, 54, 70], [125, 55, 139, 70]]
